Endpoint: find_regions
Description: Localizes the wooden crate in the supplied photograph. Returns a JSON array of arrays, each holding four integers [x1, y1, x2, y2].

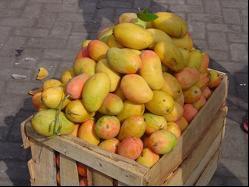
[[21, 74, 228, 186]]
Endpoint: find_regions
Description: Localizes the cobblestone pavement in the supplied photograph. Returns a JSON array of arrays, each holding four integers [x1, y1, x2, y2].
[[0, 0, 248, 186]]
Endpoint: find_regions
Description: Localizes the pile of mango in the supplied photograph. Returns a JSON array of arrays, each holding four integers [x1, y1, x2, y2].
[[31, 12, 222, 168]]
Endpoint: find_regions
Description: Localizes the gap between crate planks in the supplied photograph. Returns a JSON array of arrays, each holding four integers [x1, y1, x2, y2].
[[21, 72, 228, 186]]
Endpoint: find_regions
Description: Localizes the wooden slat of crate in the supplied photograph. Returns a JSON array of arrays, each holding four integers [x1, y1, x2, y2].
[[195, 151, 220, 186], [92, 169, 114, 186], [60, 154, 80, 186], [29, 141, 57, 186], [25, 122, 148, 186], [164, 107, 226, 186], [145, 76, 228, 185]]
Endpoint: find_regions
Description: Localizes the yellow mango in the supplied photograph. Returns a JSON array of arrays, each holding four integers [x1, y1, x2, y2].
[[99, 93, 124, 115], [154, 41, 185, 72], [61, 69, 74, 85], [161, 72, 183, 99], [107, 48, 142, 74], [140, 50, 164, 90], [152, 12, 188, 38], [113, 23, 153, 50], [188, 49, 203, 70], [172, 33, 193, 50], [73, 57, 96, 76], [145, 91, 175, 116], [117, 100, 145, 122], [120, 74, 153, 104], [43, 79, 62, 90], [97, 26, 113, 43], [114, 85, 126, 101], [147, 28, 173, 48], [82, 73, 111, 112], [164, 102, 184, 122], [179, 48, 190, 67], [107, 35, 124, 48], [96, 59, 121, 92], [144, 113, 167, 135]]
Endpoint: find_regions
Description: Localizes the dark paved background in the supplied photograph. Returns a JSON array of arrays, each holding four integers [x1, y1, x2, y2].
[[0, 0, 248, 186]]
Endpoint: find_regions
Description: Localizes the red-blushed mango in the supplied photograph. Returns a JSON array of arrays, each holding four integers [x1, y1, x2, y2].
[[162, 72, 183, 99], [77, 163, 87, 177], [99, 138, 119, 153], [65, 100, 92, 123], [117, 137, 143, 160], [107, 48, 142, 74], [154, 41, 185, 72], [172, 33, 193, 50], [95, 116, 120, 140], [147, 28, 173, 49], [175, 93, 185, 106], [82, 73, 111, 112], [73, 57, 96, 76], [183, 85, 202, 104], [188, 50, 203, 70], [42, 79, 62, 90], [61, 68, 74, 85], [99, 93, 123, 115], [200, 53, 210, 73], [152, 12, 188, 38], [165, 122, 181, 139], [209, 70, 222, 89], [96, 59, 120, 92], [121, 74, 153, 104], [117, 100, 145, 122], [113, 23, 153, 50], [31, 109, 75, 137], [78, 119, 100, 145], [81, 40, 91, 48], [75, 47, 89, 60], [193, 95, 207, 110], [97, 26, 113, 43], [148, 130, 177, 155], [118, 116, 146, 140], [144, 113, 167, 135], [195, 73, 210, 90], [175, 117, 189, 132], [66, 74, 90, 99], [32, 91, 46, 110], [145, 91, 175, 116], [87, 40, 109, 61], [114, 85, 126, 101], [107, 35, 124, 48], [202, 87, 212, 99], [183, 104, 198, 122], [165, 102, 184, 122], [175, 67, 201, 90], [140, 50, 164, 90], [136, 148, 160, 168]]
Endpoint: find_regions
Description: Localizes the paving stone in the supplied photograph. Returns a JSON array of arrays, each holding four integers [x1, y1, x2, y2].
[[188, 22, 205, 39], [27, 37, 67, 49], [134, 0, 151, 9], [0, 37, 27, 57], [207, 50, 229, 61], [43, 49, 77, 61], [186, 0, 202, 6], [0, 18, 35, 27], [0, 142, 28, 161], [57, 12, 87, 23], [8, 0, 27, 9], [169, 4, 203, 13], [193, 39, 208, 50], [14, 28, 49, 38], [230, 43, 248, 62], [187, 13, 224, 23], [0, 9, 23, 17], [95, 8, 115, 23], [221, 0, 248, 9], [154, 0, 185, 5], [22, 2, 43, 18], [228, 33, 248, 43], [35, 60, 61, 79], [218, 61, 248, 74], [35, 13, 57, 29], [98, 0, 133, 8], [208, 32, 229, 51], [206, 23, 242, 33], [223, 8, 242, 25], [67, 34, 88, 49], [49, 21, 72, 39], [203, 0, 221, 15], [5, 80, 40, 95]]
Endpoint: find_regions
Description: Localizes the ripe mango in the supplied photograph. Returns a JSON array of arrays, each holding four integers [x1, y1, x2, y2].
[[81, 40, 91, 48], [78, 119, 100, 145], [161, 72, 183, 99], [96, 59, 120, 92], [65, 100, 92, 123], [172, 33, 193, 50], [179, 48, 190, 67], [107, 35, 123, 48], [43, 79, 62, 90], [209, 70, 222, 89], [166, 122, 181, 139], [175, 117, 189, 132], [66, 74, 90, 100], [118, 116, 146, 140], [61, 69, 74, 85], [148, 130, 177, 155], [202, 87, 212, 99], [97, 26, 113, 43], [175, 93, 185, 106], [188, 50, 203, 70], [152, 12, 188, 38], [99, 93, 124, 115], [87, 40, 109, 61], [113, 23, 153, 50], [154, 41, 185, 72], [119, 13, 137, 23], [107, 48, 142, 74], [183, 104, 198, 122], [140, 50, 164, 90], [114, 85, 126, 101], [200, 53, 210, 73], [73, 57, 96, 76], [31, 109, 75, 137], [42, 87, 68, 109], [147, 28, 173, 48], [193, 95, 207, 110], [120, 74, 153, 104], [117, 100, 145, 122], [82, 73, 111, 112], [95, 116, 120, 140], [144, 113, 167, 135], [32, 91, 46, 111], [99, 138, 119, 153], [175, 67, 201, 90], [195, 73, 210, 90], [136, 148, 160, 168], [165, 102, 184, 122], [145, 91, 175, 116], [183, 85, 202, 104]]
